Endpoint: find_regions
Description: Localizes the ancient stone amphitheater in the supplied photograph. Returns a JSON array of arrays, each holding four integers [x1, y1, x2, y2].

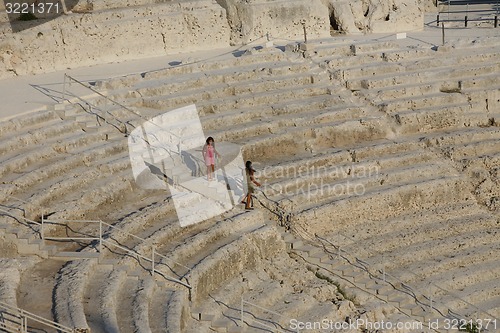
[[1, 1, 499, 333]]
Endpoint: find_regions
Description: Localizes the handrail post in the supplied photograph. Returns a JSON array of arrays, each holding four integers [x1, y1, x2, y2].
[[430, 286, 433, 311], [301, 20, 307, 44], [99, 220, 103, 254], [62, 74, 67, 101], [441, 22, 445, 46], [382, 256, 386, 282], [240, 298, 244, 327], [41, 213, 45, 243], [20, 309, 26, 333], [464, 4, 468, 27], [152, 245, 155, 278]]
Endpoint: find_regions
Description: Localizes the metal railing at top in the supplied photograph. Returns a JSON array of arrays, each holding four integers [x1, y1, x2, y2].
[[241, 299, 300, 333], [314, 234, 499, 332], [436, 0, 500, 27], [0, 300, 75, 333], [0, 207, 192, 290]]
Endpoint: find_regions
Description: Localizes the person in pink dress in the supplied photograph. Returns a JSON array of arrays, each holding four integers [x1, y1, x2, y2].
[[202, 136, 221, 181]]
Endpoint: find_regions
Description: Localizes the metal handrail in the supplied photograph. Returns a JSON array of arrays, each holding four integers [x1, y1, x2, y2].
[[62, 74, 210, 192], [44, 218, 190, 272], [62, 79, 131, 134], [241, 298, 299, 333], [154, 250, 192, 273], [63, 73, 190, 143], [0, 207, 191, 289], [0, 300, 75, 333], [64, 74, 145, 121], [40, 218, 192, 289], [252, 188, 293, 229], [315, 235, 499, 328], [436, 0, 500, 26], [100, 238, 191, 289], [63, 74, 197, 186]]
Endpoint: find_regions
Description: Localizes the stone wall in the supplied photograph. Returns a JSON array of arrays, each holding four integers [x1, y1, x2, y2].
[[0, 235, 18, 258], [216, 0, 331, 45], [326, 0, 425, 34], [0, 0, 427, 78], [0, 1, 231, 78], [189, 225, 285, 304]]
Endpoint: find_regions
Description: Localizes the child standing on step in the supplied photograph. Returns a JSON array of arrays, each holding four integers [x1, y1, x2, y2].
[[242, 160, 261, 210], [202, 136, 220, 181]]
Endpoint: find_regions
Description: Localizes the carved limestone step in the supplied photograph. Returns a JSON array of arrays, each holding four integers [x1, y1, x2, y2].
[[52, 251, 101, 260]]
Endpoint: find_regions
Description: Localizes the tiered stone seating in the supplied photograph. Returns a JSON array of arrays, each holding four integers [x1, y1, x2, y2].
[[265, 37, 500, 325], [21, 48, 368, 330], [317, 201, 500, 317], [0, 259, 22, 306], [259, 136, 468, 237], [182, 37, 495, 330], [1, 34, 500, 333], [184, 243, 359, 333], [321, 40, 500, 136], [48, 198, 280, 331]]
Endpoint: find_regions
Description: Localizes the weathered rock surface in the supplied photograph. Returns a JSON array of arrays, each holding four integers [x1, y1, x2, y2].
[[0, 0, 428, 78]]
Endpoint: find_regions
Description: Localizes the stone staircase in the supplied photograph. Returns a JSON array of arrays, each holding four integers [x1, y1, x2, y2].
[[0, 214, 58, 259]]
